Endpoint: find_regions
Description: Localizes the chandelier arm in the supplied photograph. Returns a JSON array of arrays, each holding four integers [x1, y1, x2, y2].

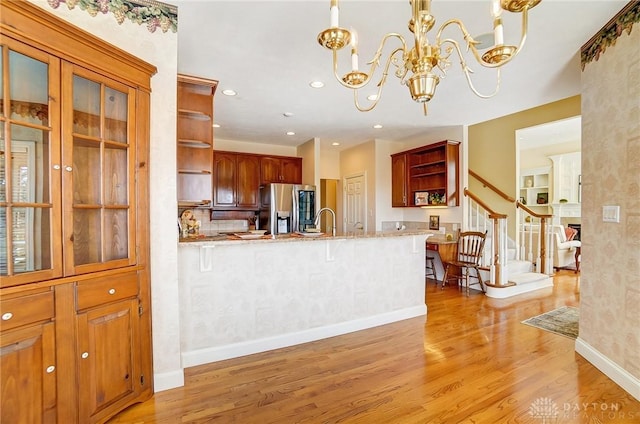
[[436, 9, 531, 69], [354, 46, 406, 112], [436, 19, 493, 66], [332, 33, 407, 90], [443, 39, 502, 98]]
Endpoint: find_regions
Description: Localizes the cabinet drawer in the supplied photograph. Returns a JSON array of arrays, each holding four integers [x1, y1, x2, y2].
[[0, 291, 54, 331], [76, 273, 139, 311], [426, 243, 439, 251]]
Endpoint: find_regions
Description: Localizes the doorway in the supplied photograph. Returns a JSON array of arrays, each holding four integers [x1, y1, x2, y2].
[[344, 173, 366, 232], [319, 179, 338, 234]]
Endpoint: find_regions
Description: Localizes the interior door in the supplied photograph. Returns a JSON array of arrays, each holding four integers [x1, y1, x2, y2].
[[344, 173, 366, 232]]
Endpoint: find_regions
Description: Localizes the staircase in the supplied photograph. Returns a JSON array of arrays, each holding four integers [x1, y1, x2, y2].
[[466, 171, 554, 299]]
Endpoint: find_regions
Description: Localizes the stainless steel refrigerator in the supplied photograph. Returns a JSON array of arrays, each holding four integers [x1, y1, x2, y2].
[[259, 183, 316, 235]]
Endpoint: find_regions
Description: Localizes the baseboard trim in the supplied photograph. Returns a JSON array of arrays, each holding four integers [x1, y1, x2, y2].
[[153, 369, 185, 392], [575, 337, 640, 401], [182, 305, 427, 368]]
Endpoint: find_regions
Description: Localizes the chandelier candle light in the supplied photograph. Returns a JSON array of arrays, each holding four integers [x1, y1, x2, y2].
[[317, 0, 541, 114]]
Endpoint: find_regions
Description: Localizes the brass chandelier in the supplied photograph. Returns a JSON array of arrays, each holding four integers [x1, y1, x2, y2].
[[317, 0, 541, 114]]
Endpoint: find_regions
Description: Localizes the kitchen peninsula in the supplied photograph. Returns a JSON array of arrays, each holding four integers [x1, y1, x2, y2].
[[177, 231, 429, 367]]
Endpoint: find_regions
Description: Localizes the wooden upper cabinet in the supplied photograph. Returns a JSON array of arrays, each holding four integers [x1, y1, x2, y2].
[[213, 151, 260, 209], [260, 156, 302, 184], [391, 153, 408, 207], [236, 154, 260, 209], [391, 141, 460, 207], [176, 75, 217, 208], [213, 152, 236, 207]]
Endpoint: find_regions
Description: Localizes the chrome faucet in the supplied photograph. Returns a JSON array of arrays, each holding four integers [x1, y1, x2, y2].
[[313, 207, 336, 236]]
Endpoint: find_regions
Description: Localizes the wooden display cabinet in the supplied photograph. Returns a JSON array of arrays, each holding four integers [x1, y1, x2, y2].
[[391, 140, 460, 207], [0, 2, 154, 423], [177, 75, 217, 208]]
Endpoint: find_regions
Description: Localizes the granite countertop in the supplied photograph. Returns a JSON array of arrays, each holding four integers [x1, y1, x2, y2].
[[179, 229, 435, 245]]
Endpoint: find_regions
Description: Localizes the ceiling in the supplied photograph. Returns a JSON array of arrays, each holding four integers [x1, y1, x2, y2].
[[172, 0, 626, 151]]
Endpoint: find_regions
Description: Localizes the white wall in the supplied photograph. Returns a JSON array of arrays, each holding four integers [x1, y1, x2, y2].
[[27, 0, 184, 391]]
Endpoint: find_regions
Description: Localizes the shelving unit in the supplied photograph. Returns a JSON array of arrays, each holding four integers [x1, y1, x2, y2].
[[176, 75, 218, 208], [519, 167, 551, 208], [391, 140, 460, 207]]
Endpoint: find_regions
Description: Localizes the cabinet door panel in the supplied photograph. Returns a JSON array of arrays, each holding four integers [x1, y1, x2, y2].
[[260, 156, 281, 184], [62, 63, 136, 275], [213, 153, 237, 207], [391, 153, 407, 207], [0, 39, 63, 287], [281, 158, 302, 184], [77, 298, 139, 423], [236, 154, 260, 208], [1, 322, 57, 424]]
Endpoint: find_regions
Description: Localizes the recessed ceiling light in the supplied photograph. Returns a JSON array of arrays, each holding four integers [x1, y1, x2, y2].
[[367, 94, 378, 101], [222, 89, 237, 96], [373, 124, 383, 129], [286, 131, 295, 136], [309, 81, 324, 88], [213, 123, 220, 128], [332, 142, 340, 146], [283, 112, 294, 117]]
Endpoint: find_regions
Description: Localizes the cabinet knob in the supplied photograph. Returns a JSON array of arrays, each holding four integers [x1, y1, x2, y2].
[[53, 164, 61, 170], [65, 166, 73, 172], [108, 288, 116, 295], [46, 365, 56, 373], [2, 312, 13, 321], [81, 352, 89, 359]]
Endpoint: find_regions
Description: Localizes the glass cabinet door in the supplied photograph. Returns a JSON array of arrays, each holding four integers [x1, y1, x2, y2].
[[0, 40, 62, 287], [62, 63, 136, 275]]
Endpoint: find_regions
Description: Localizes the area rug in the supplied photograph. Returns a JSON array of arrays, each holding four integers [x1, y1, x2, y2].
[[521, 306, 579, 339]]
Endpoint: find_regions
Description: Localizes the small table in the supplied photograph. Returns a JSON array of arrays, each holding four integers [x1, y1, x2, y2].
[[426, 238, 457, 282], [575, 246, 581, 273]]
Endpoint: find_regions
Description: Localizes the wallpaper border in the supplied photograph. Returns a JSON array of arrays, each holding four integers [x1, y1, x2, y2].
[[581, 1, 640, 70], [46, 0, 177, 33]]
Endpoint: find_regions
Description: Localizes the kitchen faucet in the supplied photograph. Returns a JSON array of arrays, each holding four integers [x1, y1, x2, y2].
[[313, 207, 336, 236]]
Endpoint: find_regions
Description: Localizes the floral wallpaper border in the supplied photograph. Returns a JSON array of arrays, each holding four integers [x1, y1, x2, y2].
[[46, 0, 177, 33], [581, 1, 640, 70]]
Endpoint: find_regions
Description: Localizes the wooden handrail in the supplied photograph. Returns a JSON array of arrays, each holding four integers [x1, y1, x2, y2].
[[469, 169, 516, 203], [464, 188, 507, 219], [516, 201, 553, 219]]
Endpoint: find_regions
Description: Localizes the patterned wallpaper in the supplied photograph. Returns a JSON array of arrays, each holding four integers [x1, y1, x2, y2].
[[46, 0, 177, 33], [580, 22, 640, 381]]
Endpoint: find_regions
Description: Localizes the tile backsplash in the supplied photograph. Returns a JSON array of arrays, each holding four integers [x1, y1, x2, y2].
[[180, 209, 248, 235]]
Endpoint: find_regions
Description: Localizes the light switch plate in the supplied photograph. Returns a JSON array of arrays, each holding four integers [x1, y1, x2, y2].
[[602, 205, 620, 223]]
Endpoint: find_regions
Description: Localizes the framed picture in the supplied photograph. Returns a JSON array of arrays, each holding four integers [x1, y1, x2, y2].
[[414, 191, 429, 206], [519, 196, 527, 205], [429, 215, 440, 230], [536, 192, 548, 204]]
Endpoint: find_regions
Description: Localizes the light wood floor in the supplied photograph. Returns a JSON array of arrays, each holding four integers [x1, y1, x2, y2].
[[110, 270, 640, 423]]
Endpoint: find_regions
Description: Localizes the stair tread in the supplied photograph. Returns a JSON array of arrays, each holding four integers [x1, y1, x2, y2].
[[508, 272, 550, 284]]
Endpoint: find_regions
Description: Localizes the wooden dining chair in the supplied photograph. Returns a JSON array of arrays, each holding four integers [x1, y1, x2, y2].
[[441, 230, 487, 296]]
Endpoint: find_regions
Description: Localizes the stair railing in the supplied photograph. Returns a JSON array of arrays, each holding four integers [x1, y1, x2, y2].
[[516, 201, 554, 275], [464, 188, 513, 288]]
